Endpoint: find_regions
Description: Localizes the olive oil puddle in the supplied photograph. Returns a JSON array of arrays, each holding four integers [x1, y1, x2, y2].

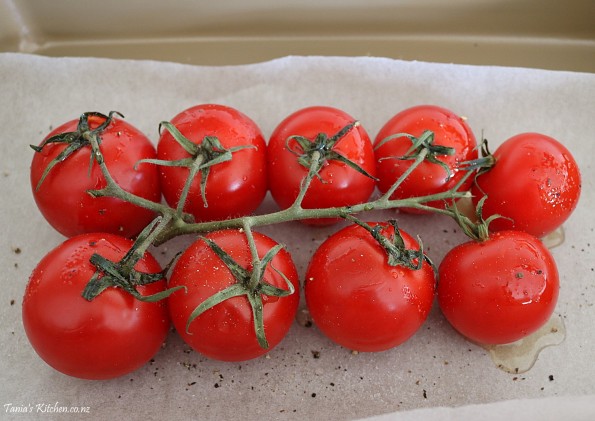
[[479, 228, 567, 373], [481, 313, 566, 374], [542, 226, 565, 249]]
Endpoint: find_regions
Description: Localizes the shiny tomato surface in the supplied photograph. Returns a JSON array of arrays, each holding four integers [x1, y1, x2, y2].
[[374, 105, 477, 212], [305, 223, 436, 352], [167, 229, 300, 361], [22, 233, 169, 379], [157, 104, 267, 222], [438, 230, 559, 345], [31, 115, 161, 238], [267, 106, 376, 225], [472, 132, 581, 238]]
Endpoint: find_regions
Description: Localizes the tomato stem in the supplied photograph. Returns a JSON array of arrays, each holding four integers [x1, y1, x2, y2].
[[48, 111, 490, 352], [286, 121, 377, 183], [84, 130, 172, 217], [82, 215, 183, 303], [380, 147, 429, 201], [290, 150, 322, 210], [76, 114, 476, 248], [343, 216, 433, 271], [31, 111, 123, 191]]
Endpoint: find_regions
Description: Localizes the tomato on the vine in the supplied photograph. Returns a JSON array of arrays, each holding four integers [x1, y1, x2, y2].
[[267, 106, 377, 225], [471, 132, 581, 238], [22, 233, 170, 380], [437, 230, 559, 345], [167, 229, 300, 362], [374, 105, 477, 212], [305, 222, 436, 352], [156, 104, 268, 222], [30, 112, 161, 238]]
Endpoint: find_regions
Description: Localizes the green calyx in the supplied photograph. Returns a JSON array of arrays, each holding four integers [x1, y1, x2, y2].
[[346, 216, 433, 271], [448, 195, 505, 242], [459, 137, 496, 174], [285, 120, 378, 182], [184, 230, 295, 350], [138, 121, 255, 216], [82, 217, 184, 302], [375, 130, 456, 180], [31, 111, 122, 190]]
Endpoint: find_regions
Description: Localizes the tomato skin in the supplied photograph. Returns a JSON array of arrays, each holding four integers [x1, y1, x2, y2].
[[167, 229, 300, 362], [437, 230, 559, 345], [22, 233, 169, 380], [304, 223, 436, 352], [30, 115, 161, 238], [267, 106, 376, 225], [157, 104, 267, 222], [374, 105, 477, 212], [471, 133, 581, 238]]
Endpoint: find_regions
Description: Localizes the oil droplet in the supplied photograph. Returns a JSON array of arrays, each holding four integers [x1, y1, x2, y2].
[[542, 226, 565, 249], [481, 313, 566, 374], [453, 196, 477, 222]]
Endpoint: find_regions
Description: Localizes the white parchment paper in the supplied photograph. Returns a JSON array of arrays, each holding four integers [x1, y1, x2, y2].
[[1, 52, 594, 420]]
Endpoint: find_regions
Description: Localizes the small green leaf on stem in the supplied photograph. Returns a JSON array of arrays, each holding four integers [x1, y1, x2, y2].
[[376, 130, 456, 181], [286, 121, 377, 182], [344, 216, 434, 272], [31, 111, 122, 190], [448, 195, 507, 242], [459, 137, 496, 174], [82, 216, 183, 302]]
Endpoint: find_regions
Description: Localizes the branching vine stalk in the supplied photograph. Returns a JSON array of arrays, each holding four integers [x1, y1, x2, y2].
[[33, 111, 485, 350]]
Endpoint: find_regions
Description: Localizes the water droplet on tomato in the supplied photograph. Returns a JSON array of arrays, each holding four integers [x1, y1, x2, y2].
[[481, 313, 565, 373], [60, 245, 90, 282]]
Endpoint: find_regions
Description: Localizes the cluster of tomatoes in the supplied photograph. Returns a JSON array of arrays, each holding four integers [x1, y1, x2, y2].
[[22, 104, 581, 380]]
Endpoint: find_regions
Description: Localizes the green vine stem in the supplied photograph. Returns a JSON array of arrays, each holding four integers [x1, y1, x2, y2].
[[84, 128, 173, 218], [82, 214, 184, 302], [52, 114, 474, 249], [31, 110, 488, 350]]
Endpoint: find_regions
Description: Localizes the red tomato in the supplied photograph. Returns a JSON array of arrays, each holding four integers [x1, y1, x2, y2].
[[22, 233, 169, 380], [267, 106, 376, 225], [471, 132, 581, 238], [167, 229, 300, 362], [374, 105, 477, 213], [30, 113, 161, 238], [437, 230, 559, 345], [304, 222, 436, 352], [157, 104, 267, 222]]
